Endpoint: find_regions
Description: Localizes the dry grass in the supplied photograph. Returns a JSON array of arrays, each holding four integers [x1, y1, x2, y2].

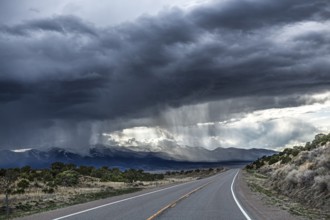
[[0, 168, 222, 219], [265, 143, 330, 211], [247, 141, 330, 219], [245, 170, 329, 220]]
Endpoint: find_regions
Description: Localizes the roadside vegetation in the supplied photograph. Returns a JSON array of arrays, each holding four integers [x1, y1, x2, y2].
[[246, 133, 330, 219], [0, 163, 223, 219]]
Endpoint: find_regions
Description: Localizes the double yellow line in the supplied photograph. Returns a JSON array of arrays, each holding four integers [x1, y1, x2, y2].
[[146, 180, 214, 220]]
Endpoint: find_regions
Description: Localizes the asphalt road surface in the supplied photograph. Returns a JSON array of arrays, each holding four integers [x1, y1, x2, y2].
[[19, 169, 254, 220]]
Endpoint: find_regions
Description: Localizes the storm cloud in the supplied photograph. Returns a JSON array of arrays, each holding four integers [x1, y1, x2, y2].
[[0, 0, 329, 149]]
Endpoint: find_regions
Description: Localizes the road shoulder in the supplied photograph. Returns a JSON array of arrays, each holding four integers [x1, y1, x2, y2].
[[235, 170, 306, 220]]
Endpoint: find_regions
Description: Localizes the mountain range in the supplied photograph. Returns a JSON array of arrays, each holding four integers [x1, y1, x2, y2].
[[0, 145, 275, 170]]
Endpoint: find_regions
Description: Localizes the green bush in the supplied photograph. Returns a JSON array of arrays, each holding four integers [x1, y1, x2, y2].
[[55, 170, 79, 186], [280, 156, 291, 164], [268, 156, 279, 165], [91, 169, 103, 178], [77, 166, 94, 176], [51, 162, 66, 174], [42, 171, 54, 182], [291, 149, 300, 157], [17, 179, 29, 189]]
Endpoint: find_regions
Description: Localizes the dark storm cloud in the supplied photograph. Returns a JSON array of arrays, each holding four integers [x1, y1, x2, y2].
[[1, 15, 97, 36], [192, 0, 329, 30], [0, 0, 329, 147], [0, 80, 31, 103]]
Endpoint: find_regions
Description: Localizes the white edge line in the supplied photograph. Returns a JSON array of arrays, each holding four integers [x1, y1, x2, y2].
[[231, 170, 252, 220], [53, 178, 204, 220]]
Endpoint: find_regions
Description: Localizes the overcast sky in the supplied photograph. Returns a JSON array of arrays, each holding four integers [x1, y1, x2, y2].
[[0, 0, 329, 152]]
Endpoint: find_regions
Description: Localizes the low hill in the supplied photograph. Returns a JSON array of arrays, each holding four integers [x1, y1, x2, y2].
[[246, 133, 330, 216]]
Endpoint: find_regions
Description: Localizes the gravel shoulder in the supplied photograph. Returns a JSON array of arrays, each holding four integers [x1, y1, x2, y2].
[[235, 170, 307, 220]]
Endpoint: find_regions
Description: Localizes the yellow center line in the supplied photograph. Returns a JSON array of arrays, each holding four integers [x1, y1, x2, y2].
[[146, 180, 214, 220]]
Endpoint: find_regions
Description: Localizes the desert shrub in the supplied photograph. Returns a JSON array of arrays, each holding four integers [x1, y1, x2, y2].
[[291, 149, 300, 156], [294, 151, 309, 166], [17, 179, 29, 189], [315, 167, 327, 176], [124, 169, 140, 183], [313, 175, 330, 193], [297, 170, 315, 186], [306, 133, 330, 150], [55, 170, 79, 186], [51, 162, 66, 175], [90, 169, 103, 178], [108, 174, 126, 182], [268, 156, 279, 165], [281, 156, 291, 164], [245, 164, 254, 169], [42, 187, 55, 194], [100, 175, 110, 182], [42, 171, 54, 182], [270, 167, 285, 182], [253, 158, 264, 168], [77, 166, 94, 176], [16, 203, 32, 211], [283, 148, 292, 154], [284, 169, 299, 188], [316, 151, 330, 169], [26, 174, 35, 182]]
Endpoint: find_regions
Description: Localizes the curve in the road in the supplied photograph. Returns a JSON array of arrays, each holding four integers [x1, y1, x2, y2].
[[19, 169, 253, 220], [157, 169, 251, 220], [231, 170, 252, 220]]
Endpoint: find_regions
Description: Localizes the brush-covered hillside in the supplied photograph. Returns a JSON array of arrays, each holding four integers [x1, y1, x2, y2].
[[246, 133, 330, 214]]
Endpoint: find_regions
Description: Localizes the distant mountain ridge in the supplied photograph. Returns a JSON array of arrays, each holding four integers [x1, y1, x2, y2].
[[0, 145, 275, 170]]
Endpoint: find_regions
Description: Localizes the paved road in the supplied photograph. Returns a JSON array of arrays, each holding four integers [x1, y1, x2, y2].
[[19, 169, 252, 220], [158, 169, 249, 220]]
